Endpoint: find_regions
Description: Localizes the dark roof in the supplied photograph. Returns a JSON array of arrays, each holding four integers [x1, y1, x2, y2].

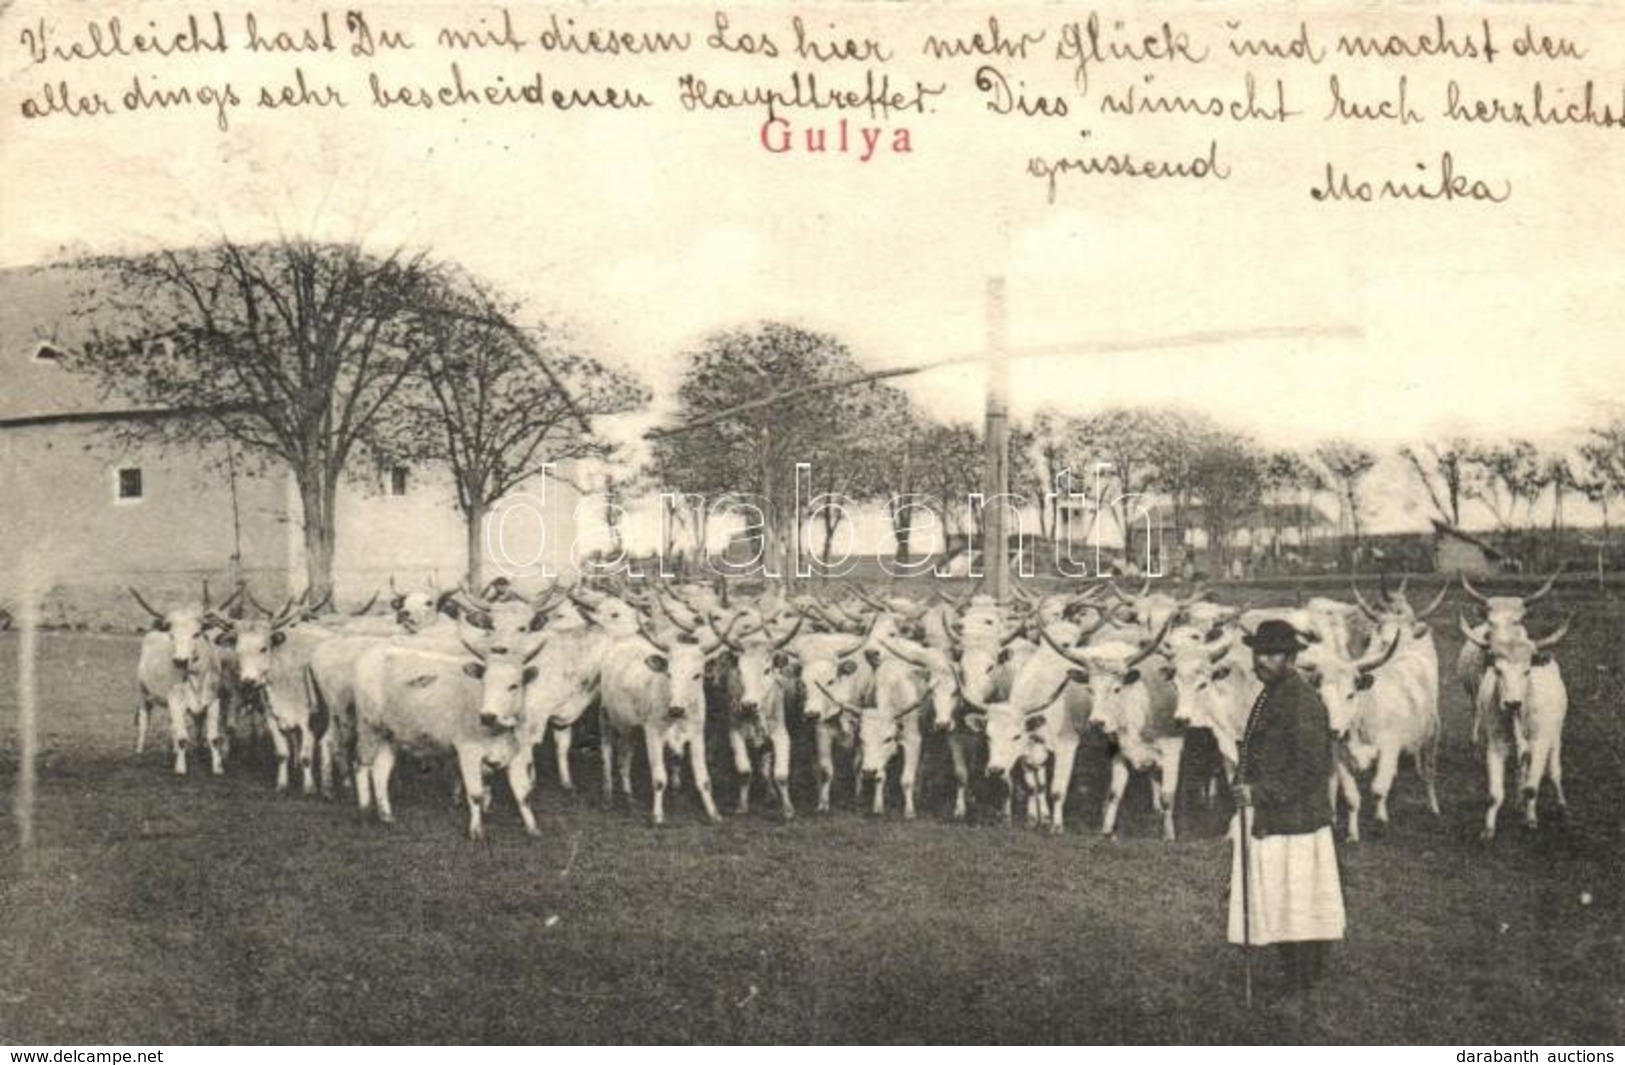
[[1430, 519, 1507, 559], [0, 264, 118, 421]]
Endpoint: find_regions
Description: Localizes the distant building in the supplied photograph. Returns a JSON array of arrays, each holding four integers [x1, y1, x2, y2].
[[1430, 520, 1506, 576], [0, 265, 581, 627]]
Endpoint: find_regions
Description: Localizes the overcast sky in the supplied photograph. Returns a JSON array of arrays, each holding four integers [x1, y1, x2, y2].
[[4, 2, 1622, 534]]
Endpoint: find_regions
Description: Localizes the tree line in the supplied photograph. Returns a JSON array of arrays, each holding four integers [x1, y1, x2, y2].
[[58, 241, 1625, 591]]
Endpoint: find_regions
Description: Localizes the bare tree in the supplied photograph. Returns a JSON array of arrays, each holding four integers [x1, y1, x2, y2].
[[1577, 418, 1625, 552], [385, 272, 648, 586], [1399, 439, 1472, 527], [1313, 441, 1377, 568], [65, 240, 447, 602]]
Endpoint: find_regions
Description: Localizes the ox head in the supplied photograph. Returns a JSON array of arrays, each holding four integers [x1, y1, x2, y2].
[[1461, 614, 1568, 716], [800, 629, 876, 728], [638, 614, 740, 721], [462, 637, 546, 729], [389, 578, 459, 634], [216, 594, 303, 688], [131, 586, 234, 673], [1166, 636, 1238, 731], [955, 665, 1078, 778], [877, 639, 960, 732], [727, 616, 804, 723], [1297, 630, 1404, 737], [1459, 571, 1558, 642]]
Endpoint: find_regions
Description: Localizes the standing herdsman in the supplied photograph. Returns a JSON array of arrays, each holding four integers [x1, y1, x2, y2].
[[1229, 619, 1346, 1006]]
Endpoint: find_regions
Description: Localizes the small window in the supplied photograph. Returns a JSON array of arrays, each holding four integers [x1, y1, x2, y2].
[[389, 466, 410, 497], [116, 467, 144, 502], [34, 343, 65, 363]]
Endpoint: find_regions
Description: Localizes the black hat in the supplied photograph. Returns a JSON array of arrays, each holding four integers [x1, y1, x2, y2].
[[1243, 619, 1307, 654]]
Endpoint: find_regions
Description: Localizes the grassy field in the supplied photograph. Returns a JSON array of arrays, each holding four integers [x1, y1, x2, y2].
[[1, 580, 1622, 1044]]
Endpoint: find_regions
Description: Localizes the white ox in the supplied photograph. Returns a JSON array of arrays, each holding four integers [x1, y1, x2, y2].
[[1460, 617, 1571, 840], [795, 629, 878, 814], [1455, 572, 1560, 719], [352, 638, 545, 839], [1298, 627, 1430, 842], [597, 620, 728, 826], [131, 588, 229, 776], [719, 616, 804, 820], [1048, 619, 1184, 840]]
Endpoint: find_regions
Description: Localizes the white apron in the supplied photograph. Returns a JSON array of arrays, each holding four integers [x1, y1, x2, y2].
[[1227, 813, 1346, 945]]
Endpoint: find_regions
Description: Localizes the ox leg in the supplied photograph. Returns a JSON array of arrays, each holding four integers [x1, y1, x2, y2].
[[618, 732, 635, 802], [456, 747, 487, 841], [554, 725, 575, 793], [204, 700, 225, 776], [688, 734, 721, 823], [1031, 763, 1052, 827], [643, 727, 668, 827], [814, 725, 834, 815], [947, 733, 969, 821], [1099, 755, 1130, 838], [599, 730, 616, 808], [1157, 741, 1184, 841], [372, 745, 398, 825], [1419, 728, 1442, 817], [1482, 746, 1506, 842], [1047, 739, 1078, 835], [1370, 745, 1401, 832], [899, 739, 920, 821], [268, 724, 292, 793], [168, 700, 190, 776], [1548, 738, 1568, 819], [295, 722, 318, 796], [852, 746, 865, 805], [507, 756, 540, 838], [871, 763, 886, 817], [1522, 737, 1552, 831], [1335, 757, 1362, 844], [729, 729, 753, 815], [771, 731, 794, 821], [135, 697, 151, 754]]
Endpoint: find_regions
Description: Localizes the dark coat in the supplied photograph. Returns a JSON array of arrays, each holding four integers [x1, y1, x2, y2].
[[1237, 670, 1335, 838]]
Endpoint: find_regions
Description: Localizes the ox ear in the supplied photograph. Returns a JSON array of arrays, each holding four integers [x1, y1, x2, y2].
[[522, 665, 539, 685], [962, 711, 987, 733], [1532, 652, 1553, 667], [271, 630, 287, 649], [528, 612, 549, 632], [645, 654, 669, 675], [214, 631, 237, 647], [1067, 668, 1089, 684], [389, 596, 405, 611], [1213, 665, 1232, 681], [463, 661, 486, 680], [864, 648, 882, 669], [772, 650, 790, 669], [467, 610, 493, 632], [1024, 714, 1047, 732], [997, 648, 1013, 664], [1355, 673, 1375, 692], [1123, 669, 1141, 685], [1159, 664, 1175, 681], [152, 618, 171, 632], [837, 658, 859, 677]]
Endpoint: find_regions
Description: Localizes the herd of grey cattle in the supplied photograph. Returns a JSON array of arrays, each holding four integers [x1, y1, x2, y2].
[[128, 572, 1577, 843]]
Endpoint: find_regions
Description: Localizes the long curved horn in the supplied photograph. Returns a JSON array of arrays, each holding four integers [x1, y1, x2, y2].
[[1379, 571, 1391, 600], [1350, 582, 1383, 623], [1106, 580, 1132, 604], [218, 583, 246, 617], [1037, 618, 1093, 670], [834, 613, 880, 659], [771, 615, 804, 651], [351, 590, 380, 616], [636, 618, 671, 655], [1524, 570, 1561, 604], [460, 638, 488, 663], [128, 587, 166, 622], [999, 623, 1026, 648], [812, 681, 868, 716], [1458, 613, 1491, 650], [1414, 585, 1449, 621], [1356, 630, 1403, 674], [1127, 615, 1176, 670], [1208, 637, 1234, 665], [653, 592, 698, 634], [1397, 575, 1411, 598], [243, 590, 274, 619], [305, 587, 333, 617], [881, 639, 934, 671], [201, 579, 212, 611], [1533, 615, 1572, 650], [458, 584, 495, 613], [1459, 573, 1491, 606], [522, 637, 548, 665], [702, 614, 743, 654]]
